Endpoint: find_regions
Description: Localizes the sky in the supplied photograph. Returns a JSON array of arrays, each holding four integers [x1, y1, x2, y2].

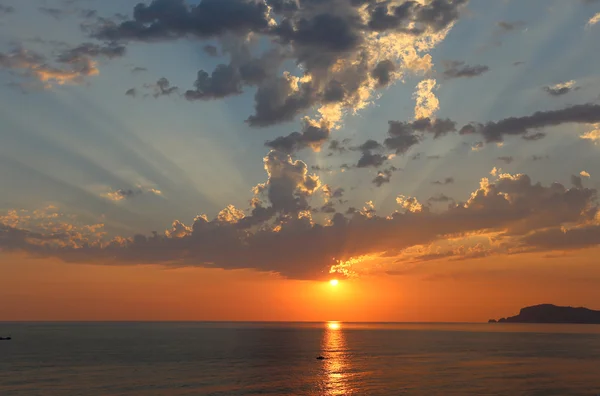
[[1, 0, 600, 322]]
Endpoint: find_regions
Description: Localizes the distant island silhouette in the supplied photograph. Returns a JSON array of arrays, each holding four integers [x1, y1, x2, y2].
[[489, 304, 600, 324]]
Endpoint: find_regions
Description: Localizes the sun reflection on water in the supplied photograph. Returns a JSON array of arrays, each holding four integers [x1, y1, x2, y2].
[[320, 321, 352, 395]]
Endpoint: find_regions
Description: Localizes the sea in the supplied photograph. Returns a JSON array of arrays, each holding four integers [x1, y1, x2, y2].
[[1, 322, 600, 395]]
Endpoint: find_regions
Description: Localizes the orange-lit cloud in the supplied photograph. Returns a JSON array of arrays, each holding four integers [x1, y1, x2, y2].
[[2, 170, 598, 280]]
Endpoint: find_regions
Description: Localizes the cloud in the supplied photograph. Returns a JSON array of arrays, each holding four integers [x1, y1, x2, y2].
[[322, 185, 345, 200], [580, 123, 600, 143], [497, 156, 514, 164], [125, 88, 137, 97], [371, 59, 397, 88], [2, 171, 599, 280], [131, 66, 147, 73], [355, 139, 387, 168], [587, 12, 600, 28], [581, 170, 591, 178], [372, 166, 398, 187], [459, 103, 600, 143], [203, 44, 219, 57], [265, 118, 330, 153], [427, 193, 453, 203], [0, 43, 125, 88], [88, 0, 466, 148], [94, 0, 274, 42], [413, 79, 439, 119], [328, 138, 350, 154], [543, 80, 577, 97], [146, 77, 179, 98], [432, 177, 454, 185], [357, 117, 456, 159], [0, 4, 14, 14], [105, 187, 162, 201], [38, 7, 66, 19], [442, 60, 489, 79], [357, 151, 388, 168], [253, 150, 321, 214], [497, 21, 525, 32], [0, 48, 97, 87]]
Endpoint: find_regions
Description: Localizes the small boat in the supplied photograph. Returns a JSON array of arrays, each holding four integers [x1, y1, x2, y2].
[[316, 355, 325, 360], [0, 337, 11, 341]]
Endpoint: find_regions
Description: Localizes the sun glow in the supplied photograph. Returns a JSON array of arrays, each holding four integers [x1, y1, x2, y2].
[[327, 321, 341, 330], [329, 279, 339, 287]]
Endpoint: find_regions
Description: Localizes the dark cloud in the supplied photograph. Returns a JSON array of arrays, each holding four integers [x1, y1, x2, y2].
[[0, 4, 15, 14], [265, 120, 330, 153], [497, 156, 514, 164], [86, 0, 468, 130], [186, 46, 284, 103], [329, 139, 350, 154], [497, 21, 525, 32], [459, 103, 600, 143], [371, 59, 396, 87], [57, 42, 126, 63], [311, 165, 332, 172], [385, 120, 422, 154], [246, 75, 317, 127], [131, 66, 147, 73], [386, 118, 456, 154], [571, 175, 584, 190], [320, 201, 337, 213], [543, 81, 578, 97], [353, 118, 456, 166], [323, 185, 345, 200], [94, 0, 273, 42], [203, 44, 219, 57], [531, 155, 549, 161], [357, 151, 388, 168], [428, 193, 453, 203], [432, 177, 454, 185], [442, 60, 489, 80], [522, 132, 546, 141], [4, 172, 597, 280], [366, 0, 469, 34], [357, 139, 383, 152], [185, 64, 242, 100], [38, 7, 66, 19], [147, 77, 179, 98], [521, 225, 600, 252], [354, 138, 388, 168], [125, 88, 137, 97], [372, 166, 398, 187], [106, 187, 162, 201]]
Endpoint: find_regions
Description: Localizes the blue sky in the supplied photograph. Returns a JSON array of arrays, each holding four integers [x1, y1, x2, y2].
[[1, 0, 600, 280]]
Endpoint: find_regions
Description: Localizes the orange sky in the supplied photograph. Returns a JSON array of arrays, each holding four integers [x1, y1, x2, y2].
[[2, 251, 599, 322]]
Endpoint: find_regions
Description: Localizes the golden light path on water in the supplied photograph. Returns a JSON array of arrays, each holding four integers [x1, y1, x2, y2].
[[321, 321, 352, 395]]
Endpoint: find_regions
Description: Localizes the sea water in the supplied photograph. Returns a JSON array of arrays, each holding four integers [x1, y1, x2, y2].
[[1, 322, 600, 395]]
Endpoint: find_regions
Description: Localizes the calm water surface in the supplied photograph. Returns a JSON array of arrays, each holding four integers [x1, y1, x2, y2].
[[1, 322, 600, 395]]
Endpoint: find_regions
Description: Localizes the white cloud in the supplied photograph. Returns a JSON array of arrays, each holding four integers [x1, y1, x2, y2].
[[587, 12, 600, 28]]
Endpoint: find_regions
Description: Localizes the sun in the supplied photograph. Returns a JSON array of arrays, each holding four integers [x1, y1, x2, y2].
[[329, 279, 339, 287]]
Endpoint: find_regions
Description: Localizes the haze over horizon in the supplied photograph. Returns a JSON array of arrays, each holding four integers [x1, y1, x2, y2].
[[2, 0, 600, 322]]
